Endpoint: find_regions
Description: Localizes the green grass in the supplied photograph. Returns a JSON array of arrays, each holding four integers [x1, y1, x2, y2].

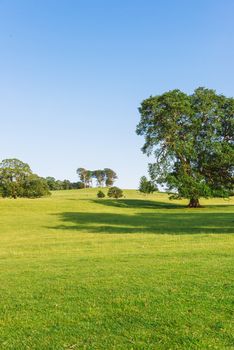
[[0, 189, 234, 350]]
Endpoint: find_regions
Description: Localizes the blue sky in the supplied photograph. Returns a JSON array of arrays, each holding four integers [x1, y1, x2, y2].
[[0, 0, 234, 188]]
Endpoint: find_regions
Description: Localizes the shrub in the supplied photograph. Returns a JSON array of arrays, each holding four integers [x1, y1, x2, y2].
[[97, 190, 105, 198], [107, 186, 123, 199]]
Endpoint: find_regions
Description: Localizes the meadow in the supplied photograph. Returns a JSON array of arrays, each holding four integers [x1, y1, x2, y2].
[[0, 189, 233, 350]]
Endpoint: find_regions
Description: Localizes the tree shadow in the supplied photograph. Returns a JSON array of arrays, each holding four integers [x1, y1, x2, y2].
[[48, 211, 234, 235], [92, 198, 234, 210], [92, 199, 183, 209]]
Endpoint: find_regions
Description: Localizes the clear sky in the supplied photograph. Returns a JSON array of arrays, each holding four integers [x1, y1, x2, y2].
[[0, 0, 234, 188]]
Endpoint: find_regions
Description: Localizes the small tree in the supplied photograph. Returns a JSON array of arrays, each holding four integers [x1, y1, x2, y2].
[[104, 168, 118, 187], [97, 190, 105, 198], [139, 176, 157, 194], [107, 186, 123, 199]]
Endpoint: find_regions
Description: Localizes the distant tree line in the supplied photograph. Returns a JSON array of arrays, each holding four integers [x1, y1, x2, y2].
[[45, 177, 84, 191], [0, 159, 118, 198], [76, 168, 117, 187]]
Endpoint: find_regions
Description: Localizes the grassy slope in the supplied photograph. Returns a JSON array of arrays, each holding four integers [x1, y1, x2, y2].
[[0, 189, 233, 350]]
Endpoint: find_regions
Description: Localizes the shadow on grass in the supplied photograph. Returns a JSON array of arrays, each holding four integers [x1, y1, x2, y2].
[[49, 211, 234, 235], [66, 197, 234, 210], [91, 199, 183, 209]]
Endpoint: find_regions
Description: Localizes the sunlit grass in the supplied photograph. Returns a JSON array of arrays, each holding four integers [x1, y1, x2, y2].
[[0, 189, 233, 349]]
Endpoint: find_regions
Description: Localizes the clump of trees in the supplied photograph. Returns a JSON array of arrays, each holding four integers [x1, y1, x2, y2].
[[76, 168, 117, 188], [107, 186, 123, 199], [0, 159, 50, 198], [137, 87, 234, 207], [139, 176, 158, 194], [0, 159, 119, 198], [0, 157, 121, 198]]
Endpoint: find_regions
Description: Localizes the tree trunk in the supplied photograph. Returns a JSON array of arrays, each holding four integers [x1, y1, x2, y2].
[[188, 198, 201, 208]]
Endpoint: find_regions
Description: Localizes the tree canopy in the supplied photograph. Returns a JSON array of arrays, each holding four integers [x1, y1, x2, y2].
[[45, 177, 82, 191], [107, 186, 123, 199], [0, 159, 50, 198], [136, 88, 234, 207], [139, 176, 157, 194], [97, 190, 105, 198], [76, 168, 117, 188], [104, 168, 117, 187]]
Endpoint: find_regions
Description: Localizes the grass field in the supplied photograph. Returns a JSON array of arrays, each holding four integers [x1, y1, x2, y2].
[[0, 189, 234, 350]]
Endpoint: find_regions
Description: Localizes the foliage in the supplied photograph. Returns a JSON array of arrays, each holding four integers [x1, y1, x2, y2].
[[45, 177, 83, 190], [139, 176, 157, 194], [104, 168, 118, 187], [0, 158, 50, 198], [77, 167, 117, 188], [45, 177, 58, 190], [76, 168, 90, 188], [137, 87, 234, 207], [21, 175, 51, 198], [107, 186, 123, 199], [97, 190, 105, 198], [93, 170, 106, 187], [1, 181, 23, 199], [75, 181, 85, 189], [61, 179, 71, 190]]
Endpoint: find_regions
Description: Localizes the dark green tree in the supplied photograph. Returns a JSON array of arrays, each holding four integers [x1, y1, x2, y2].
[[0, 159, 50, 198], [86, 170, 93, 187], [62, 179, 72, 190], [46, 177, 84, 190], [77, 168, 117, 188], [139, 176, 157, 194], [76, 181, 85, 189], [93, 170, 105, 187], [0, 158, 32, 198], [104, 168, 117, 187], [76, 168, 90, 187], [55, 180, 64, 190], [22, 175, 51, 198], [45, 177, 58, 190], [107, 186, 123, 199], [137, 88, 234, 207], [97, 190, 105, 198]]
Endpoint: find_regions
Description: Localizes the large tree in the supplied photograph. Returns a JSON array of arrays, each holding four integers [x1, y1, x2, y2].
[[136, 88, 234, 207]]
